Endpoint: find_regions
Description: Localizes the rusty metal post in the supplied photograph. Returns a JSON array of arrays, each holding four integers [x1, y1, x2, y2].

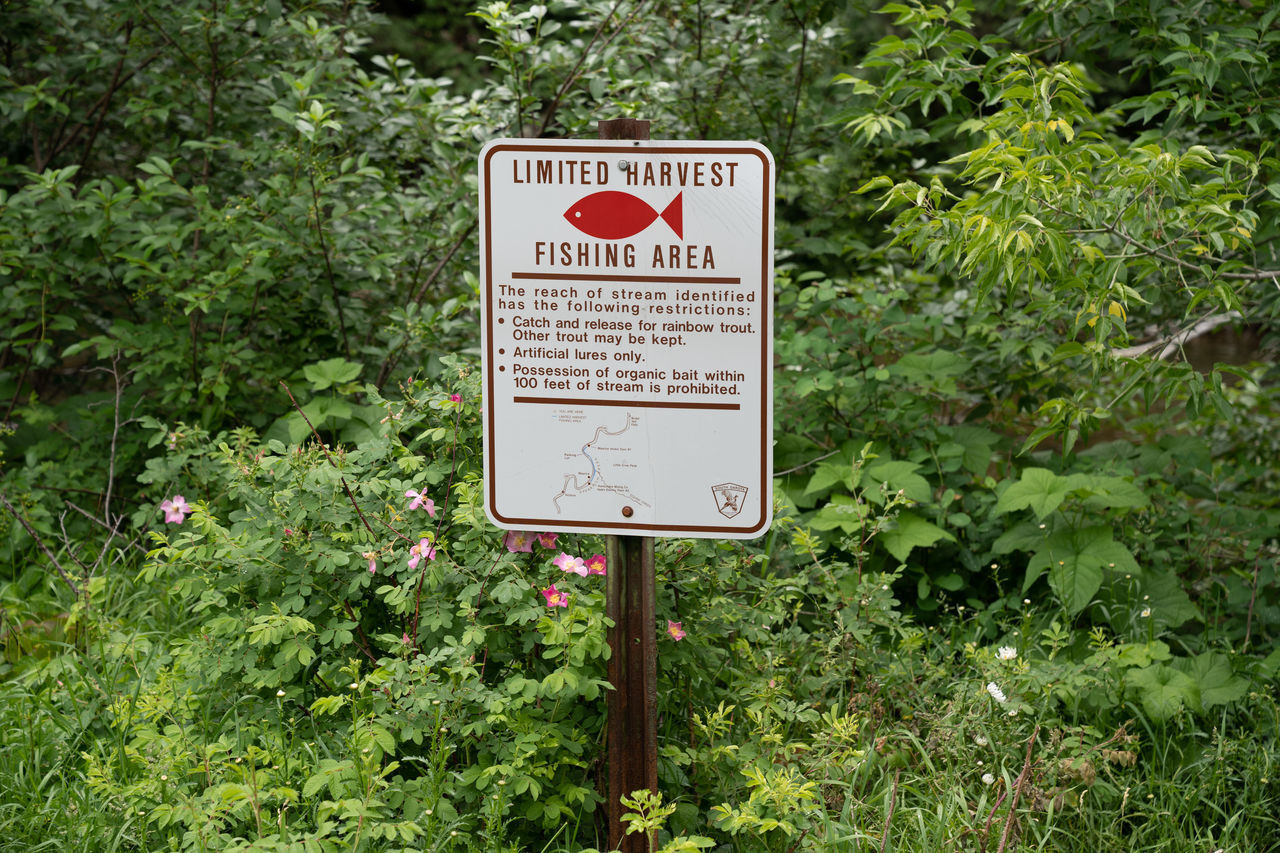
[[598, 116, 657, 853], [598, 117, 651, 143], [605, 534, 656, 852]]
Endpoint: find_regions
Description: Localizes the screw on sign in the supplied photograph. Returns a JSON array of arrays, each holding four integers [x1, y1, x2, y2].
[[478, 117, 773, 852]]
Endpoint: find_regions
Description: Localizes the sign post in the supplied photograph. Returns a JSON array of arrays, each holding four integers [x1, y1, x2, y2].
[[597, 118, 658, 853], [479, 120, 773, 850]]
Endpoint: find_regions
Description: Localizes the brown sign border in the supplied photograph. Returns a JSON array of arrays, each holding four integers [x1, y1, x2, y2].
[[480, 140, 773, 537]]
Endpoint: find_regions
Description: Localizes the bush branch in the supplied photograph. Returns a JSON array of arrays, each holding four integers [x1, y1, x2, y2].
[[0, 492, 82, 597], [997, 724, 1039, 853]]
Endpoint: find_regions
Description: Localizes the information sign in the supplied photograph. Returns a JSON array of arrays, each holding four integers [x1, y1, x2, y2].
[[479, 139, 773, 537]]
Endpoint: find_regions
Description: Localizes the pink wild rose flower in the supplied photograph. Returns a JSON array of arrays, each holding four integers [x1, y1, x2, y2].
[[541, 584, 569, 608], [504, 531, 535, 553], [666, 620, 686, 641], [553, 552, 588, 577], [585, 554, 607, 576], [405, 489, 436, 516], [160, 495, 192, 524], [407, 538, 437, 570], [536, 532, 559, 549]]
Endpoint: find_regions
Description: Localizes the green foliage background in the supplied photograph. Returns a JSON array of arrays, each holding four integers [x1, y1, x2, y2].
[[1, 0, 1279, 850]]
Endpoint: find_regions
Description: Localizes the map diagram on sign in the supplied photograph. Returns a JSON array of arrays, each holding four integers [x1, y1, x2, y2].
[[552, 411, 652, 514]]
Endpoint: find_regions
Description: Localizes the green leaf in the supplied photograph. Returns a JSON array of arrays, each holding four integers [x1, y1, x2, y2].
[[803, 458, 853, 496], [1078, 475, 1149, 511], [368, 723, 397, 755], [889, 349, 971, 393], [303, 773, 329, 799], [881, 512, 955, 563], [303, 357, 363, 391], [933, 571, 964, 591], [1105, 640, 1172, 668], [1141, 570, 1201, 628], [309, 695, 347, 717], [1025, 526, 1138, 614], [861, 459, 932, 505], [808, 495, 871, 533], [1258, 648, 1280, 679], [950, 425, 999, 476], [1126, 664, 1199, 721], [855, 175, 894, 194], [992, 519, 1052, 555], [1171, 653, 1249, 711], [997, 468, 1075, 520]]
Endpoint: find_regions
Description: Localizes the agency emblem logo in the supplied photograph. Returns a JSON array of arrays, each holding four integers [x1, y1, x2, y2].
[[711, 482, 747, 519]]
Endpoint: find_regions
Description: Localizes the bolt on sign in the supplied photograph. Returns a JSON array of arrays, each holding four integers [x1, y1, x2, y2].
[[479, 138, 774, 538]]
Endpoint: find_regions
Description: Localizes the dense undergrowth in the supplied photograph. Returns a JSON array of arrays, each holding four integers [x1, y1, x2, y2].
[[3, 0, 1280, 850]]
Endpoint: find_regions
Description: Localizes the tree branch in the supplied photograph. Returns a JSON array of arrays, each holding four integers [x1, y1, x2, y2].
[[534, 0, 639, 138], [375, 219, 478, 390], [342, 600, 381, 666], [778, 1, 810, 178], [280, 381, 382, 541], [1112, 310, 1242, 360], [773, 449, 839, 478], [307, 166, 351, 358], [1031, 192, 1280, 286], [408, 219, 476, 307], [0, 493, 82, 597], [78, 21, 135, 169]]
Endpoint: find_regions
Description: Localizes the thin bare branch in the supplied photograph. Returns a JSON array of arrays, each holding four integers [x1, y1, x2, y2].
[[982, 787, 1008, 852], [773, 449, 839, 478], [880, 769, 901, 853], [1033, 192, 1280, 286], [307, 167, 352, 358], [56, 512, 92, 574], [996, 725, 1039, 853], [79, 21, 135, 168], [535, 0, 652, 138], [778, 1, 810, 177], [1112, 310, 1242, 360], [280, 381, 380, 539], [374, 219, 479, 390], [342, 600, 381, 666], [0, 492, 82, 597], [63, 499, 145, 554], [409, 219, 477, 308]]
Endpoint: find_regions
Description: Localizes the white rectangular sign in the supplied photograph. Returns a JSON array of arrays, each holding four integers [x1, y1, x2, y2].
[[479, 139, 773, 538]]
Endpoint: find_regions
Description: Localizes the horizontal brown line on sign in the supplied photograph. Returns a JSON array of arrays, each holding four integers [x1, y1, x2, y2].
[[514, 396, 740, 411], [511, 272, 741, 284]]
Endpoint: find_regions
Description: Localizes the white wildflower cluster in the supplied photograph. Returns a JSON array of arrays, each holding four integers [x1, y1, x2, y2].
[[986, 682, 1007, 703], [997, 646, 1017, 661]]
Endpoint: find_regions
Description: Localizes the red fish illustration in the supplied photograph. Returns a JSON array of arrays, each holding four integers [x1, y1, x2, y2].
[[563, 191, 683, 240]]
